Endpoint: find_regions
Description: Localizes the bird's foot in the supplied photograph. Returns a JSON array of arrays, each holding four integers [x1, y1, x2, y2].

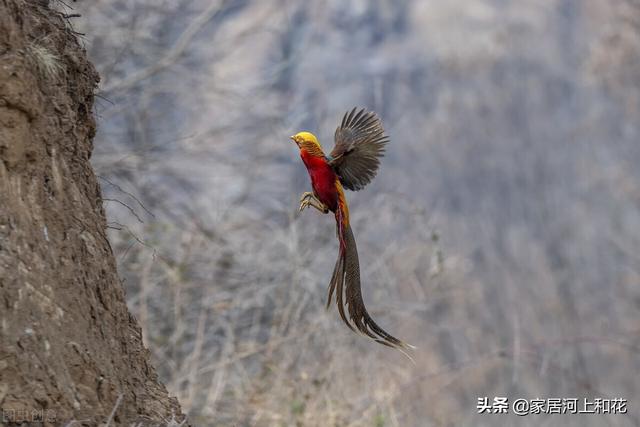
[[300, 192, 314, 203], [299, 193, 329, 213]]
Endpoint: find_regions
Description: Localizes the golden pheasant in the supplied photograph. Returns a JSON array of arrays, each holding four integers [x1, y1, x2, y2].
[[291, 107, 412, 351]]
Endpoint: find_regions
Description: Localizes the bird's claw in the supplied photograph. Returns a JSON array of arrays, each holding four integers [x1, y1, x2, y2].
[[298, 192, 328, 213]]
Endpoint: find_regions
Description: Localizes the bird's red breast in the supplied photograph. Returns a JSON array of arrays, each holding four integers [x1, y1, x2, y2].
[[300, 149, 341, 214]]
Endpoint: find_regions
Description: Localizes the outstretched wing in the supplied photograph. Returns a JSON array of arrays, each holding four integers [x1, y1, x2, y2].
[[329, 108, 389, 191]]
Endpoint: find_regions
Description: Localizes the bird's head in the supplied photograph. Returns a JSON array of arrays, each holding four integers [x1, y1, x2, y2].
[[290, 131, 324, 156]]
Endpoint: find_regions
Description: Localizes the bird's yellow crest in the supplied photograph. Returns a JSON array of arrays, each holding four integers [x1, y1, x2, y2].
[[291, 131, 324, 156], [292, 131, 319, 145]]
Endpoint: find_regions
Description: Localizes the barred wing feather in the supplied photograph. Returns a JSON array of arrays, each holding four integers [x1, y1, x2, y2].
[[329, 108, 389, 191]]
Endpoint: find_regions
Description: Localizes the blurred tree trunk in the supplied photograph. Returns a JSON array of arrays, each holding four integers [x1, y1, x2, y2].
[[0, 2, 184, 425]]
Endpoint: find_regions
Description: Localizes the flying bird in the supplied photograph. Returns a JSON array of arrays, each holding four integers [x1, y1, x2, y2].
[[291, 107, 412, 352]]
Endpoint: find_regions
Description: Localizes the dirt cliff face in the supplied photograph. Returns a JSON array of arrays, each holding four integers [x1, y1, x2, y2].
[[0, 2, 184, 425]]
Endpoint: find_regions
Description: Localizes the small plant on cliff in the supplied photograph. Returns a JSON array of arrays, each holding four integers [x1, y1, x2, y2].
[[25, 40, 63, 80]]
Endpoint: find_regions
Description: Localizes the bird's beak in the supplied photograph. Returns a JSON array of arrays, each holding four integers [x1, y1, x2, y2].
[[290, 135, 298, 145]]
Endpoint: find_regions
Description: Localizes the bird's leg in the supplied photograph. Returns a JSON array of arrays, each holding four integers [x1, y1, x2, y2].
[[301, 198, 329, 213], [299, 192, 329, 213]]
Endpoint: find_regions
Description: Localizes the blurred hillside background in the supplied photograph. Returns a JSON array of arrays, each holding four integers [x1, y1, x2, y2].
[[73, 0, 639, 425]]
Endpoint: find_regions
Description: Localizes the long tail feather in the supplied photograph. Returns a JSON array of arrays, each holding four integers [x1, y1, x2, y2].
[[327, 216, 413, 352]]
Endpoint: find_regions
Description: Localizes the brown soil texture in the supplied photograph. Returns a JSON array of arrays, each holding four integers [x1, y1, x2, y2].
[[0, 2, 185, 425]]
